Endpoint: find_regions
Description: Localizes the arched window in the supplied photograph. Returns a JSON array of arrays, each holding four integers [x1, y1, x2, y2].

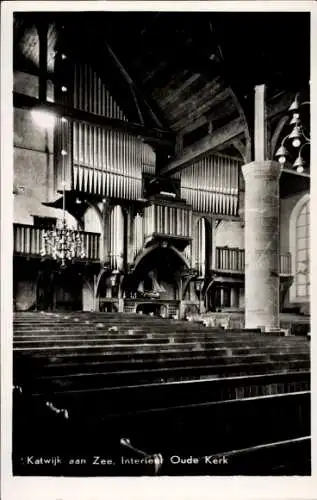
[[289, 194, 310, 302], [295, 201, 310, 298]]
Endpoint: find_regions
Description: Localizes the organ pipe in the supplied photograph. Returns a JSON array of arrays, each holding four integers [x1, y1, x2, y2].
[[194, 218, 207, 277], [143, 203, 192, 239], [72, 120, 155, 199], [55, 116, 73, 191], [62, 60, 156, 199], [74, 63, 128, 121], [109, 205, 125, 271], [180, 153, 240, 216], [133, 213, 144, 259], [184, 243, 192, 264]]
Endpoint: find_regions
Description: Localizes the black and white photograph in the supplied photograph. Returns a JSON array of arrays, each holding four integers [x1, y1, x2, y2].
[[1, 0, 314, 490]]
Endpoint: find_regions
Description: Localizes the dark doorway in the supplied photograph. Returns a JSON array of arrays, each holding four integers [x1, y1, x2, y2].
[[36, 265, 83, 311], [36, 268, 55, 311]]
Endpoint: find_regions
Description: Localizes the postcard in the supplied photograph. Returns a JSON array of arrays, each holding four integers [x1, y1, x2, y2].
[[1, 1, 316, 499]]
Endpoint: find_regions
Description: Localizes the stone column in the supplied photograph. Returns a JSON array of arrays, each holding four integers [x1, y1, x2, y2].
[[242, 160, 281, 330], [118, 298, 124, 313], [179, 300, 186, 319]]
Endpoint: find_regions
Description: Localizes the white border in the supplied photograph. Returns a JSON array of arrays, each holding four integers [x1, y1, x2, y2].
[[1, 2, 316, 500], [2, 1, 316, 12]]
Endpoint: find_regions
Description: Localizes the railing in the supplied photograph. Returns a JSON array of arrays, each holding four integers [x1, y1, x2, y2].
[[280, 252, 292, 275], [13, 224, 100, 261], [215, 247, 245, 273], [215, 247, 292, 275]]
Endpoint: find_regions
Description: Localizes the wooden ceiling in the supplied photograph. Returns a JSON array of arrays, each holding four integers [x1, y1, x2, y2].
[[14, 16, 57, 73], [13, 11, 310, 166]]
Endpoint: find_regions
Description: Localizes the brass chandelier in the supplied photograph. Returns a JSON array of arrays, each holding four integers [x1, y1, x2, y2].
[[38, 112, 86, 268], [40, 217, 86, 268], [275, 93, 310, 173]]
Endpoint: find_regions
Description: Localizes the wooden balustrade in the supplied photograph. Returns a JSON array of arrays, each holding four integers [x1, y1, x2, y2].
[[13, 225, 292, 273], [81, 231, 100, 261], [215, 247, 292, 275], [13, 224, 100, 262], [14, 224, 45, 257], [215, 247, 245, 273], [280, 252, 292, 275]]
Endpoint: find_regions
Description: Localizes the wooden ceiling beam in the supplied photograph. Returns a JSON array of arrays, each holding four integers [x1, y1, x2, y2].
[[170, 87, 231, 132], [214, 136, 247, 162], [142, 61, 169, 85], [266, 91, 296, 119], [152, 70, 190, 100], [160, 116, 245, 175], [160, 90, 297, 174], [159, 73, 202, 107], [207, 94, 237, 121], [177, 115, 208, 136], [164, 78, 222, 117]]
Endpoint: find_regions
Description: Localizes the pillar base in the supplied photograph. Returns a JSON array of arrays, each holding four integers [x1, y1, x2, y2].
[[118, 298, 124, 313], [245, 315, 280, 332], [179, 300, 186, 320]]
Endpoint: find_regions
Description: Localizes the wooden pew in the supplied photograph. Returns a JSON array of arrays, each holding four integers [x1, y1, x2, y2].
[[158, 436, 311, 476], [15, 370, 310, 412], [13, 320, 310, 389], [13, 390, 310, 476], [14, 351, 310, 388], [12, 312, 311, 476]]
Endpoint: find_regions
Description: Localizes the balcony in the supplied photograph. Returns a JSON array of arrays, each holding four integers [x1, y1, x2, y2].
[[215, 247, 245, 273], [280, 252, 292, 275], [143, 201, 192, 250], [215, 247, 292, 275], [13, 224, 100, 261]]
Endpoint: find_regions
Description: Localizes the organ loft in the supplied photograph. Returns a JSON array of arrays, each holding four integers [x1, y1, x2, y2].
[[10, 10, 311, 477]]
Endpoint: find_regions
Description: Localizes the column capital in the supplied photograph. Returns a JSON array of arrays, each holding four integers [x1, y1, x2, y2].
[[242, 160, 282, 180]]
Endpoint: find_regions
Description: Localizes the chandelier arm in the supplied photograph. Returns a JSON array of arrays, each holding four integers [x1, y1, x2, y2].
[[281, 134, 291, 146], [300, 129, 311, 144], [299, 142, 311, 154]]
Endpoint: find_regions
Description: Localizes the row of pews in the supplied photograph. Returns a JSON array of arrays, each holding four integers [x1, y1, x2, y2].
[[13, 312, 311, 476]]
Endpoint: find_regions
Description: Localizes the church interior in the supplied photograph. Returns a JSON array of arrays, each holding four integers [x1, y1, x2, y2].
[[12, 11, 310, 475]]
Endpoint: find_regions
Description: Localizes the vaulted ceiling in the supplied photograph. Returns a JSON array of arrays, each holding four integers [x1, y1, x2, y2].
[[13, 11, 310, 164]]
